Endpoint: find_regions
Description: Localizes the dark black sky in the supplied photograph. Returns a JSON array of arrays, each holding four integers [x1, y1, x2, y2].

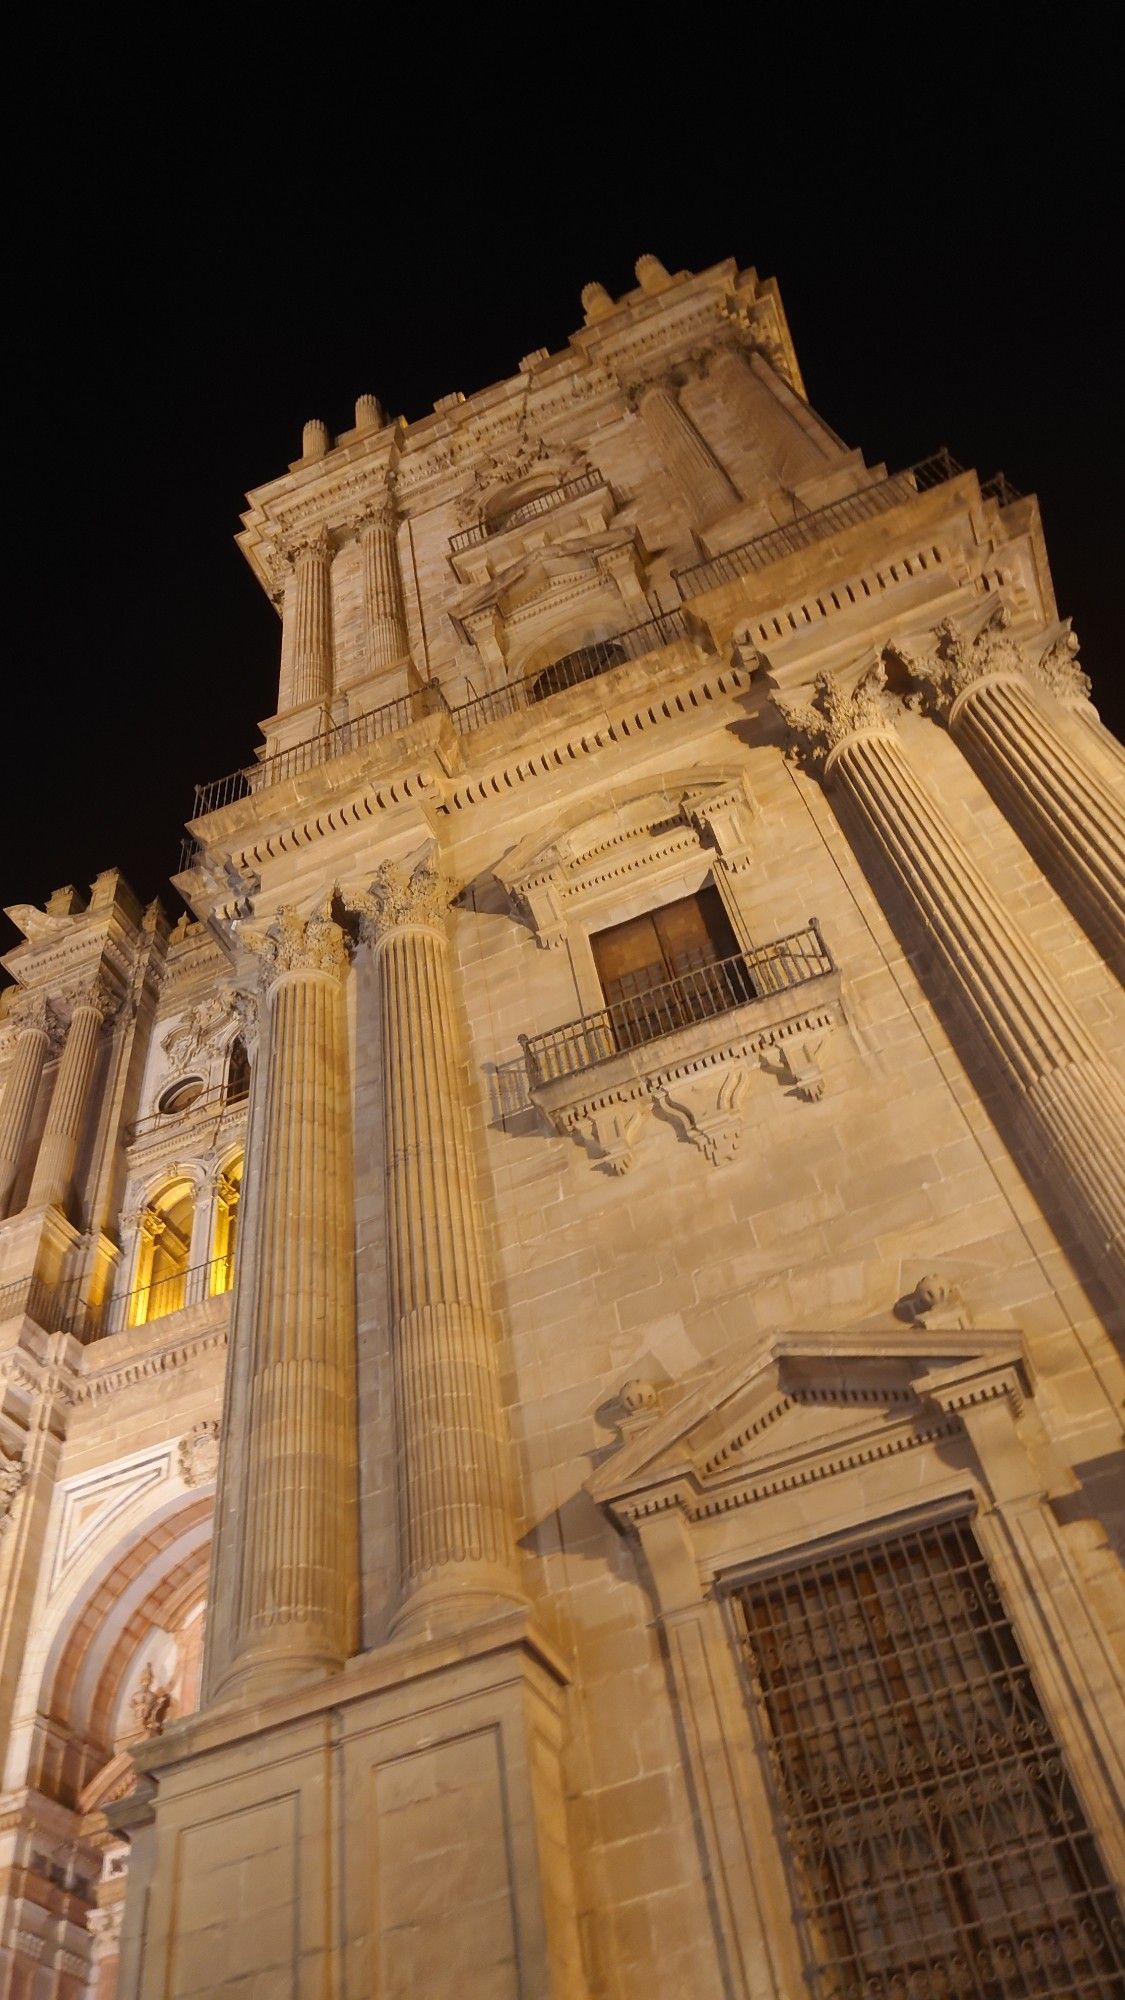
[[3, 31, 1118, 971]]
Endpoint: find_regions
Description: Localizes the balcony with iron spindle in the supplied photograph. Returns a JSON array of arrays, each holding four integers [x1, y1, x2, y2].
[[0, 1253, 235, 1345]]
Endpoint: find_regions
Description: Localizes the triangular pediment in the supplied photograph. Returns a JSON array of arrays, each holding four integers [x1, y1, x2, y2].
[[588, 1327, 1029, 1522]]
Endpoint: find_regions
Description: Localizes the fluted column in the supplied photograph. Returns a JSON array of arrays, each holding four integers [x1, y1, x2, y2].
[[358, 494, 410, 672], [894, 615, 1125, 977], [0, 995, 56, 1216], [356, 859, 521, 1635], [289, 526, 335, 708], [209, 907, 357, 1701], [631, 376, 739, 528], [776, 669, 1125, 1288], [27, 978, 115, 1215]]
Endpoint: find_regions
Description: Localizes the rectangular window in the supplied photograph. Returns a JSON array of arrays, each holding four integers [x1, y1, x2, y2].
[[590, 886, 752, 1050], [730, 1516, 1124, 1998]]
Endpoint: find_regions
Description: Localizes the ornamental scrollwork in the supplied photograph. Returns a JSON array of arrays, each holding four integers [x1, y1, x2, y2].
[[178, 1418, 221, 1487], [772, 664, 900, 771]]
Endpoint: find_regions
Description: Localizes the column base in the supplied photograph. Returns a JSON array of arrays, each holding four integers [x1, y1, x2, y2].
[[110, 1611, 584, 2000], [208, 1639, 346, 1706]]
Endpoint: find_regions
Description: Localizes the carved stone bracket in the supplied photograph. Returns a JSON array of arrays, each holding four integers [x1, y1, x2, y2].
[[530, 975, 843, 1175]]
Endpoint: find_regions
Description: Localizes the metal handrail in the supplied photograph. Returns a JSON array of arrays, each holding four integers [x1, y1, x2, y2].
[[673, 449, 1020, 596], [449, 469, 605, 554], [0, 1254, 235, 1344], [125, 1080, 249, 1144], [192, 683, 451, 818], [450, 608, 694, 734], [520, 922, 834, 1085]]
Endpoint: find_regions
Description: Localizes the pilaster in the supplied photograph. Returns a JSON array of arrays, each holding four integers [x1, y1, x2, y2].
[[27, 979, 117, 1220]]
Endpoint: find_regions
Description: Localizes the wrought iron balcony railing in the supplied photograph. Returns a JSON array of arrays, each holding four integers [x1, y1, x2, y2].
[[673, 448, 1020, 596], [448, 469, 606, 553], [192, 683, 448, 817], [450, 609, 693, 733], [520, 923, 834, 1086], [125, 1080, 249, 1144], [0, 1254, 235, 1344]]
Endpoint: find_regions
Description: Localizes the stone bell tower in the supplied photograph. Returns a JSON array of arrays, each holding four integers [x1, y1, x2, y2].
[[1, 252, 1121, 1999]]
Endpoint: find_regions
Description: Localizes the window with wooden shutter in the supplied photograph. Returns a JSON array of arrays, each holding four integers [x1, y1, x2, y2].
[[590, 887, 753, 1050]]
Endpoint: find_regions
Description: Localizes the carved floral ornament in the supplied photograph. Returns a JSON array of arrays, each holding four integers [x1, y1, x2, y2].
[[772, 663, 902, 772], [243, 900, 351, 987], [885, 609, 1094, 718], [7, 989, 63, 1048], [340, 859, 457, 942], [160, 994, 237, 1067]]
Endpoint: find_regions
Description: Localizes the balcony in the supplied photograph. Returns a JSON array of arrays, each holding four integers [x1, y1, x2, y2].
[[451, 608, 694, 733], [519, 924, 841, 1173], [0, 1254, 234, 1345], [448, 469, 606, 554], [673, 449, 1021, 598], [125, 1079, 249, 1145], [521, 925, 834, 1085]]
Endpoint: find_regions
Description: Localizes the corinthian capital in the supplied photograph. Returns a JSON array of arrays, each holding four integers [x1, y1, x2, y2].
[[888, 608, 1028, 718], [1027, 625, 1093, 708], [285, 523, 334, 567], [67, 973, 121, 1025], [773, 664, 900, 772], [252, 905, 350, 985], [344, 859, 457, 942], [9, 989, 61, 1044]]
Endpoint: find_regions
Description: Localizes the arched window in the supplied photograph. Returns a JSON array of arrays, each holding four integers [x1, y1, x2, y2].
[[130, 1179, 194, 1326], [225, 1036, 251, 1104], [211, 1154, 243, 1295]]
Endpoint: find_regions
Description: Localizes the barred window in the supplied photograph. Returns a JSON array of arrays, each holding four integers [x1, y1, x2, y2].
[[731, 1516, 1124, 1998]]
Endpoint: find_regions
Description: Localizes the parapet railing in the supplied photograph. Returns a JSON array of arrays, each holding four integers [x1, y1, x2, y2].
[[520, 923, 834, 1086], [448, 469, 606, 553], [449, 608, 693, 734], [125, 1081, 249, 1144], [0, 1254, 234, 1344], [185, 446, 1019, 834], [673, 450, 1020, 597]]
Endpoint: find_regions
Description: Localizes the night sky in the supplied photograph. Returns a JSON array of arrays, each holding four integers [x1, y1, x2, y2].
[[4, 36, 1118, 974]]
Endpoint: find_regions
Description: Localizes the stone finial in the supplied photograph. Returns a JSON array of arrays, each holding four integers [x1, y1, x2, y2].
[[580, 281, 614, 324], [634, 254, 670, 293], [895, 1273, 967, 1329], [619, 1378, 658, 1416], [302, 418, 331, 461], [354, 393, 386, 432], [773, 665, 899, 772], [45, 885, 85, 916]]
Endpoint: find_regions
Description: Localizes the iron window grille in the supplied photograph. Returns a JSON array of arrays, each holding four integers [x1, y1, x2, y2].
[[729, 1514, 1124, 1998]]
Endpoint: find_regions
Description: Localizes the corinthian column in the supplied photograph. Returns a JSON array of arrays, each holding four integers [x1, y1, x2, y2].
[[0, 995, 56, 1217], [358, 494, 410, 673], [207, 906, 357, 1702], [893, 613, 1125, 978], [27, 978, 115, 1215], [775, 669, 1125, 1289], [354, 859, 521, 1635], [288, 526, 335, 708], [630, 376, 739, 528]]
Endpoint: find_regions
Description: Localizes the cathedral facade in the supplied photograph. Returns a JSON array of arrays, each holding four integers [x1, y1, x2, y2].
[[0, 252, 1123, 1998]]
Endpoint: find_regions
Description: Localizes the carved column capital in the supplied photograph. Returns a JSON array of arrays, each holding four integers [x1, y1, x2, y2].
[[1028, 626, 1094, 709], [252, 906, 351, 987], [347, 860, 457, 944], [286, 522, 335, 567], [8, 989, 62, 1048], [773, 665, 901, 775], [889, 610, 1029, 723]]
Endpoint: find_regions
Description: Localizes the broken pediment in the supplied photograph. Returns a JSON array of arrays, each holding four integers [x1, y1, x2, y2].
[[588, 1326, 1031, 1525]]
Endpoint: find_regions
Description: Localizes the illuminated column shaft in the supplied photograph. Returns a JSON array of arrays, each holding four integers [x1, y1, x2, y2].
[[290, 528, 335, 707], [837, 731, 1125, 1281], [0, 1000, 52, 1217], [634, 380, 738, 527], [778, 674, 1125, 1288], [27, 983, 112, 1213], [948, 675, 1125, 974], [368, 862, 520, 1634], [360, 502, 410, 671], [211, 910, 357, 1701]]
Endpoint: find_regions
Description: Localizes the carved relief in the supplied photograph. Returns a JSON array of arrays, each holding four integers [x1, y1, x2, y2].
[[8, 990, 63, 1047], [0, 1448, 27, 1533], [344, 859, 456, 940], [178, 1418, 221, 1487], [161, 995, 236, 1068], [247, 904, 350, 984], [1030, 625, 1093, 708], [130, 1662, 172, 1738]]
